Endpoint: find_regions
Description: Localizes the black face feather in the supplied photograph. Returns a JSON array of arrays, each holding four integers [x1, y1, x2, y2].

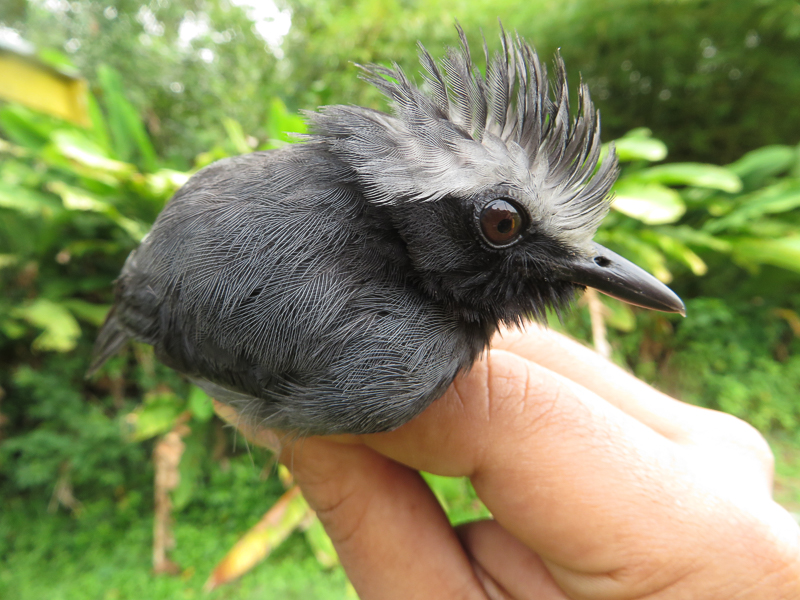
[[89, 27, 683, 435], [307, 26, 623, 324]]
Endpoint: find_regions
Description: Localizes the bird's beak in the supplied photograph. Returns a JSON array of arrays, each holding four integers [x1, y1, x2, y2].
[[558, 242, 686, 316]]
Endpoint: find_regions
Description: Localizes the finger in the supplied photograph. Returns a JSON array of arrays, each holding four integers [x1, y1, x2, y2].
[[279, 437, 488, 600], [357, 350, 776, 596], [493, 323, 774, 461], [457, 520, 567, 600]]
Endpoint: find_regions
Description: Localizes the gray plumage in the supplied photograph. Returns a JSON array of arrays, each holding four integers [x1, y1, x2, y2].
[[89, 28, 683, 435]]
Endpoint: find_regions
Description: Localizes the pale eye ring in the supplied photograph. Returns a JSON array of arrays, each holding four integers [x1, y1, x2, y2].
[[479, 198, 525, 246]]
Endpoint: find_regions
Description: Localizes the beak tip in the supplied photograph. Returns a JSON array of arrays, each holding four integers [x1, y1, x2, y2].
[[563, 242, 688, 317]]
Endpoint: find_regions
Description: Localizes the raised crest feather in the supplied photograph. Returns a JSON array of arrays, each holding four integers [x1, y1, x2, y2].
[[308, 25, 618, 243]]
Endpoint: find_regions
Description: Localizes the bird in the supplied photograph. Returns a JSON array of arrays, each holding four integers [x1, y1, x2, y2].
[[89, 27, 685, 436]]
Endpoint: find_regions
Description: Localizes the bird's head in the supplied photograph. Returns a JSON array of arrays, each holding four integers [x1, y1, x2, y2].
[[309, 27, 684, 326]]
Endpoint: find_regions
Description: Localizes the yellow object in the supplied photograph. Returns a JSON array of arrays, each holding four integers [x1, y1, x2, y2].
[[0, 45, 90, 126], [204, 485, 315, 590]]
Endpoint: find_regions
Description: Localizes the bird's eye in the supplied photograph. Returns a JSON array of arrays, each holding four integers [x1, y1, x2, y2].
[[479, 199, 524, 246]]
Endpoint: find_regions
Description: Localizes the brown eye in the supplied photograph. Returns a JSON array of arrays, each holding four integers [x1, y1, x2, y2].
[[480, 199, 524, 246]]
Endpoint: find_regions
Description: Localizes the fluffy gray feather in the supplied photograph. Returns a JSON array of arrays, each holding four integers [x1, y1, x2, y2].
[[89, 28, 672, 436]]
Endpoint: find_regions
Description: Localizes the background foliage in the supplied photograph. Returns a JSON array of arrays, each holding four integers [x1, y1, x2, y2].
[[1, 0, 799, 598]]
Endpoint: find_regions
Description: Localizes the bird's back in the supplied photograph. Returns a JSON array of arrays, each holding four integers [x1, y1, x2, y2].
[[91, 145, 487, 434]]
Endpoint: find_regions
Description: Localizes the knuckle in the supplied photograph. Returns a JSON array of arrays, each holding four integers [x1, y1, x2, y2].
[[709, 412, 775, 474], [483, 350, 572, 443], [312, 485, 368, 548]]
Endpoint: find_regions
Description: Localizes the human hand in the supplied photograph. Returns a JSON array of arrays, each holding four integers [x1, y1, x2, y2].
[[216, 324, 800, 599]]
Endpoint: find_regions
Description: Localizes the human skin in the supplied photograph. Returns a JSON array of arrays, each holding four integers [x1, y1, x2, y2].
[[215, 324, 800, 599]]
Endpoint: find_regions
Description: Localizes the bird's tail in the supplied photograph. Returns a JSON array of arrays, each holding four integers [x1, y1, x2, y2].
[[86, 306, 130, 378]]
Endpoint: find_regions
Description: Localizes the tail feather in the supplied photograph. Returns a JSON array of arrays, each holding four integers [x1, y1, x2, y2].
[[86, 307, 130, 378]]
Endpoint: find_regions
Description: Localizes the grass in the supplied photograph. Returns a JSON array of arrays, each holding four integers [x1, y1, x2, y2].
[[2, 435, 799, 600], [770, 433, 800, 518], [0, 454, 355, 600]]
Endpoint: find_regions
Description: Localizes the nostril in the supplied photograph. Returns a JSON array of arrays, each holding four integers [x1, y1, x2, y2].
[[594, 255, 611, 268]]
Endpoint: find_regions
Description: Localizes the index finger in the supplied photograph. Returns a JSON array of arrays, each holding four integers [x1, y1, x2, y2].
[[493, 323, 773, 459], [356, 350, 782, 598]]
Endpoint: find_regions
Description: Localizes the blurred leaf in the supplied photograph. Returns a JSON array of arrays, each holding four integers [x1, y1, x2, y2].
[[128, 392, 186, 442], [47, 181, 147, 240], [193, 146, 230, 170], [0, 105, 55, 148], [0, 157, 41, 187], [611, 181, 686, 224], [63, 239, 123, 258], [704, 180, 800, 234], [773, 308, 800, 337], [601, 297, 636, 332], [172, 426, 207, 511], [205, 485, 313, 591], [223, 117, 253, 155], [141, 169, 191, 199], [61, 299, 110, 327], [12, 299, 81, 352], [96, 65, 158, 171], [85, 91, 114, 156], [0, 317, 27, 339], [261, 98, 307, 149], [728, 237, 800, 274], [610, 128, 668, 163], [728, 145, 796, 184], [653, 225, 732, 253], [422, 473, 491, 523], [50, 130, 135, 176], [598, 230, 673, 283], [0, 254, 19, 269], [640, 230, 708, 275], [97, 65, 133, 162], [0, 181, 60, 216], [303, 517, 339, 569], [35, 48, 78, 73], [188, 386, 214, 422], [635, 163, 742, 192]]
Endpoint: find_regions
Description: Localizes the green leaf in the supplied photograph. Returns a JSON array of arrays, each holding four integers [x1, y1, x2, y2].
[[97, 65, 133, 162], [728, 237, 800, 274], [223, 117, 253, 155], [635, 163, 742, 192], [704, 180, 800, 234], [12, 298, 82, 352], [653, 225, 732, 253], [611, 181, 686, 224], [0, 105, 54, 148], [50, 130, 135, 176], [265, 98, 307, 144], [0, 181, 60, 216], [727, 145, 795, 181], [128, 392, 186, 441], [303, 517, 339, 569], [610, 128, 668, 163], [188, 386, 214, 422], [85, 91, 114, 156], [61, 299, 111, 327], [47, 181, 147, 240], [639, 230, 708, 275], [0, 254, 19, 269], [0, 317, 26, 339], [173, 428, 207, 511], [597, 230, 673, 283], [96, 65, 158, 172], [142, 169, 191, 199], [601, 296, 637, 332]]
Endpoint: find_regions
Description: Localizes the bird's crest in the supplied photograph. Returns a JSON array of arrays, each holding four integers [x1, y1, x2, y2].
[[308, 26, 618, 244]]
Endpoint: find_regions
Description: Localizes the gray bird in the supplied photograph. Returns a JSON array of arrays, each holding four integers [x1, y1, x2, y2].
[[89, 28, 684, 435]]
